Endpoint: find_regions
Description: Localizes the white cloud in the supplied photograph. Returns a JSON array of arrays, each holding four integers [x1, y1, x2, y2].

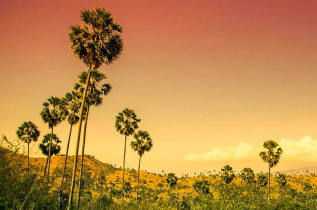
[[185, 142, 255, 162], [185, 136, 317, 162]]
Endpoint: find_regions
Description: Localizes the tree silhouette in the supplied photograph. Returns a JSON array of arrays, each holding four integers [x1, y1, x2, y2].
[[39, 133, 61, 175], [75, 70, 112, 208], [58, 91, 81, 204], [67, 7, 123, 209], [220, 165, 235, 184], [259, 140, 283, 203], [257, 173, 268, 188], [240, 167, 255, 185], [16, 121, 40, 179], [193, 180, 212, 196], [166, 173, 178, 195], [130, 130, 153, 204], [40, 96, 65, 178], [115, 108, 141, 201]]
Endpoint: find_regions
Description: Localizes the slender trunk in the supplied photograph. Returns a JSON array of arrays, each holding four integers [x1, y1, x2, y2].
[[59, 123, 73, 207], [67, 69, 92, 210], [27, 142, 30, 179], [47, 126, 54, 178], [44, 157, 49, 177], [76, 106, 89, 209], [136, 155, 142, 204], [268, 166, 271, 203], [99, 182, 103, 210], [121, 135, 127, 202]]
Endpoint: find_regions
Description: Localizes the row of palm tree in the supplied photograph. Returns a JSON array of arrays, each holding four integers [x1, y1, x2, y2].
[[115, 108, 153, 204]]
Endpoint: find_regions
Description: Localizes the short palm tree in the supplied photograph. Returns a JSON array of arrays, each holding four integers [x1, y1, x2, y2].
[[40, 96, 65, 177], [166, 173, 178, 196], [130, 130, 153, 203], [16, 121, 40, 179], [115, 108, 141, 201], [68, 7, 123, 209], [58, 91, 81, 204], [75, 70, 112, 208], [220, 165, 235, 184], [240, 167, 255, 185], [259, 140, 283, 202], [39, 133, 62, 174]]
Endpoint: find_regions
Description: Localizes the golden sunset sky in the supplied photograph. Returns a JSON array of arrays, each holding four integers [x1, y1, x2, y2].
[[1, 0, 317, 175]]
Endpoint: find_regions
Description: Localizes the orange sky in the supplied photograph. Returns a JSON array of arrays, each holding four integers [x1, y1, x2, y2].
[[1, 0, 317, 176]]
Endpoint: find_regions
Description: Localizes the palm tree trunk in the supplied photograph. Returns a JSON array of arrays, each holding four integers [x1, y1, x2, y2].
[[121, 135, 127, 202], [67, 69, 92, 210], [76, 106, 89, 209], [136, 155, 142, 204], [58, 123, 73, 207], [44, 156, 48, 177], [99, 183, 103, 210], [27, 142, 30, 179], [47, 126, 54, 178], [268, 166, 271, 203]]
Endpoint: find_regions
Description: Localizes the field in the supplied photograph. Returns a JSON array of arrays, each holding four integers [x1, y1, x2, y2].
[[1, 142, 317, 209]]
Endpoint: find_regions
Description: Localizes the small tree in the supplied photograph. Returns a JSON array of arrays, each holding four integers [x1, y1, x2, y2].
[[16, 121, 40, 179], [166, 173, 178, 197], [259, 140, 283, 202], [220, 165, 235, 184], [240, 168, 255, 185], [39, 133, 61, 175], [193, 180, 212, 196], [257, 173, 268, 188]]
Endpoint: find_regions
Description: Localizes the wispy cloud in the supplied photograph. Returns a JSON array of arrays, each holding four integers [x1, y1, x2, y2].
[[185, 136, 317, 162]]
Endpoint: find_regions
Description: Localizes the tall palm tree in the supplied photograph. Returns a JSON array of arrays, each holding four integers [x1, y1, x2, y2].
[[68, 7, 123, 209], [58, 91, 81, 205], [40, 96, 65, 178], [259, 140, 283, 203], [130, 130, 153, 204], [16, 121, 40, 179], [115, 108, 141, 201], [75, 70, 112, 208], [39, 133, 62, 175]]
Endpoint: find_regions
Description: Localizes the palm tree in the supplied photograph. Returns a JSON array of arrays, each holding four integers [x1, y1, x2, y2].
[[240, 167, 255, 185], [40, 96, 65, 178], [130, 130, 153, 204], [220, 165, 235, 184], [166, 173, 178, 196], [58, 91, 81, 205], [259, 140, 283, 202], [68, 7, 123, 209], [115, 108, 141, 201], [16, 121, 40, 179], [39, 133, 62, 175], [75, 70, 112, 208]]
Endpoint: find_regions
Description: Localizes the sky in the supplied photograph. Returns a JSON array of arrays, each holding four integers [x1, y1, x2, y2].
[[1, 0, 317, 176]]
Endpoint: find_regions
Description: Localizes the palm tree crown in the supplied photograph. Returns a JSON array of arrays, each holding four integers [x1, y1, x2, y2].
[[115, 108, 141, 136], [131, 130, 153, 157], [16, 121, 40, 143], [220, 165, 235, 184], [39, 133, 61, 156], [69, 7, 123, 69], [259, 140, 283, 168], [74, 70, 112, 108], [41, 96, 66, 128], [61, 91, 81, 125]]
